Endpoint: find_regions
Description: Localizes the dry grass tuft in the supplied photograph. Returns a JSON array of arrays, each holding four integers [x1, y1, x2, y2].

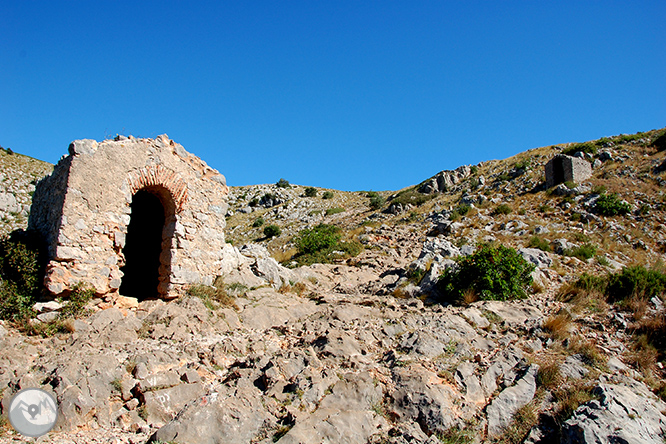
[[543, 313, 573, 341], [566, 337, 606, 367], [536, 358, 562, 390], [459, 288, 479, 306], [553, 382, 596, 425]]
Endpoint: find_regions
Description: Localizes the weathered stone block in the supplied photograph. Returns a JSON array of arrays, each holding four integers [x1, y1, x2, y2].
[[545, 154, 592, 188], [29, 136, 231, 299]]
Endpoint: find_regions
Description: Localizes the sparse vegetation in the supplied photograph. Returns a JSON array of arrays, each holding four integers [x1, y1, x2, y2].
[[291, 224, 362, 266], [595, 193, 631, 216], [322, 191, 334, 199], [253, 217, 265, 227], [527, 236, 551, 252], [304, 187, 317, 197], [564, 243, 597, 261], [0, 230, 45, 323], [562, 141, 598, 156], [492, 204, 512, 216], [187, 278, 238, 311], [325, 207, 344, 216], [369, 194, 385, 210], [390, 188, 432, 207], [437, 244, 535, 304], [264, 224, 281, 238], [276, 178, 291, 188]]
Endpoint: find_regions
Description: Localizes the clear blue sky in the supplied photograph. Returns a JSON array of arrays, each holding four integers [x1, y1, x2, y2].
[[2, 1, 664, 191]]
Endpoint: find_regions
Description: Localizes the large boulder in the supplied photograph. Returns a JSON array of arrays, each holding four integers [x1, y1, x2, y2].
[[561, 381, 666, 444]]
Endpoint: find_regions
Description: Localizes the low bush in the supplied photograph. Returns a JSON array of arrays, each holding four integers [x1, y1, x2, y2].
[[390, 188, 432, 207], [527, 236, 551, 252], [605, 265, 666, 303], [562, 142, 597, 156], [322, 191, 334, 200], [571, 265, 666, 307], [0, 230, 45, 322], [564, 243, 597, 261], [252, 217, 265, 227], [263, 224, 281, 238], [325, 207, 344, 216], [369, 195, 385, 210], [187, 279, 238, 311], [292, 224, 362, 266], [276, 178, 291, 188], [296, 224, 341, 255], [595, 193, 631, 216], [59, 283, 95, 319], [437, 244, 535, 304], [304, 187, 317, 197], [492, 204, 512, 216]]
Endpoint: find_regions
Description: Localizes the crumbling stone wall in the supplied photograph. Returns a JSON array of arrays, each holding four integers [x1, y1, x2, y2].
[[545, 154, 592, 188], [28, 135, 229, 299]]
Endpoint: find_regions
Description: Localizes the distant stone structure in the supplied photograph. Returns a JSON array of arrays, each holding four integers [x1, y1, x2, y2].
[[545, 154, 592, 188], [28, 135, 229, 299]]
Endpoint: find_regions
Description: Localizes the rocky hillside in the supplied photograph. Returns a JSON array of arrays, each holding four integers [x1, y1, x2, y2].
[[0, 129, 665, 444], [0, 148, 53, 235]]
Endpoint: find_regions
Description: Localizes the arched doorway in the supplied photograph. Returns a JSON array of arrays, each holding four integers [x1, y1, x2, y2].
[[119, 188, 172, 300]]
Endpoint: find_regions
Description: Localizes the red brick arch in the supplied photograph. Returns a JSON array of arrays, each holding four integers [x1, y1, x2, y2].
[[127, 165, 188, 213]]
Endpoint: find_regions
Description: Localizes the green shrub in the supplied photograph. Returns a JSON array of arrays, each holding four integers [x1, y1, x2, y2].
[[514, 159, 531, 170], [252, 217, 265, 227], [325, 207, 345, 216], [276, 178, 291, 188], [369, 195, 385, 210], [366, 191, 379, 198], [457, 204, 471, 216], [596, 193, 631, 216], [391, 188, 432, 207], [527, 236, 551, 252], [187, 281, 237, 311], [296, 224, 341, 255], [0, 231, 45, 321], [573, 265, 666, 303], [591, 185, 607, 195], [562, 142, 597, 156], [293, 224, 362, 266], [249, 198, 259, 207], [606, 265, 666, 302], [564, 243, 597, 261], [470, 165, 479, 174], [322, 191, 334, 200], [263, 225, 281, 238], [437, 244, 535, 303], [59, 283, 95, 319], [304, 187, 317, 197], [574, 272, 607, 293], [492, 204, 513, 216]]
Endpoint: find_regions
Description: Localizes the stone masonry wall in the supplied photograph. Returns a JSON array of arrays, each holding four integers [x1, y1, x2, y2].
[[545, 154, 592, 188], [28, 135, 229, 298]]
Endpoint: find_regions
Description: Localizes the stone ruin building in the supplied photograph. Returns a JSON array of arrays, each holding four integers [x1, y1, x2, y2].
[[28, 135, 229, 300], [544, 154, 592, 188]]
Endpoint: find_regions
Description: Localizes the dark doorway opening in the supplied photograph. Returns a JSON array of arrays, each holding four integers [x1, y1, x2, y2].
[[552, 157, 566, 185], [120, 190, 166, 300]]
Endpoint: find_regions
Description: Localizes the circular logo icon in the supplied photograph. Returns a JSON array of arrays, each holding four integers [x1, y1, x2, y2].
[[8, 388, 58, 437]]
